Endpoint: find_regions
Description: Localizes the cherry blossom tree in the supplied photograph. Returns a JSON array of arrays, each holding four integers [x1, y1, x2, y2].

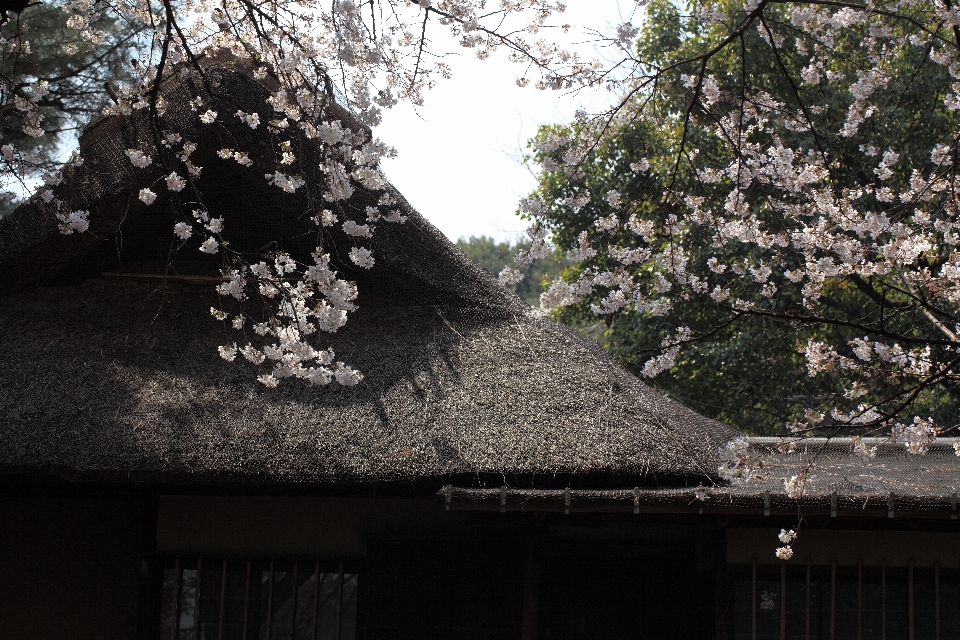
[[0, 0, 570, 389], [512, 0, 960, 466], [505, 0, 960, 550], [526, 0, 960, 439]]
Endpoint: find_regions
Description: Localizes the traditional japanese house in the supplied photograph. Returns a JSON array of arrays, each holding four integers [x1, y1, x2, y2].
[[1, 60, 959, 640]]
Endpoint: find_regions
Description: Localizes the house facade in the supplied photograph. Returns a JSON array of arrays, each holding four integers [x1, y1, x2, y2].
[[1, 60, 958, 640], [5, 466, 960, 639]]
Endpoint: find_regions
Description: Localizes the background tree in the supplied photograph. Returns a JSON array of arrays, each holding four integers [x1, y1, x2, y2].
[[456, 235, 561, 307], [524, 0, 960, 435], [0, 0, 142, 202], [524, 0, 960, 443]]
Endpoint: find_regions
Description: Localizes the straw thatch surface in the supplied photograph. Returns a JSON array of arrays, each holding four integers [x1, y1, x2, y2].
[[728, 437, 960, 503], [0, 276, 736, 486], [442, 438, 960, 515], [0, 59, 737, 488]]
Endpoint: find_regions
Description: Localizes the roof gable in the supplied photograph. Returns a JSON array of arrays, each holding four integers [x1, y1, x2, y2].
[[0, 61, 522, 313], [0, 60, 737, 488]]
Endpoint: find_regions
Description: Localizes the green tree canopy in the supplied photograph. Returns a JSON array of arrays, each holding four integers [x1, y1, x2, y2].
[[1, 1, 141, 191], [527, 0, 960, 435], [456, 235, 562, 307]]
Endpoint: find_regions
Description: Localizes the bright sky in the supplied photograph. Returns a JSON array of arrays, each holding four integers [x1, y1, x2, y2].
[[376, 2, 634, 242]]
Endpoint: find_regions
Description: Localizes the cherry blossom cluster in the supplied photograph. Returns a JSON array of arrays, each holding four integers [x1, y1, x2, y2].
[[210, 250, 365, 388], [776, 528, 797, 561], [718, 436, 754, 483], [2, 0, 585, 387]]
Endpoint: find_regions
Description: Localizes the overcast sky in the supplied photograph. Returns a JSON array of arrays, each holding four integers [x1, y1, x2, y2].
[[376, 2, 633, 242]]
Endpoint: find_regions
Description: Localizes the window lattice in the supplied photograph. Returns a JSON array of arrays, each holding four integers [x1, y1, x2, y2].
[[733, 561, 959, 640], [159, 557, 357, 640]]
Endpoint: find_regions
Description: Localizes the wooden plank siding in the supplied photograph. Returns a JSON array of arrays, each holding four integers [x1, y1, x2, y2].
[[0, 494, 148, 640]]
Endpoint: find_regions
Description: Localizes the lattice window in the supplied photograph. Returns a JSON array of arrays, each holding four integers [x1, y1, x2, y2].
[[158, 557, 357, 640], [732, 560, 960, 640]]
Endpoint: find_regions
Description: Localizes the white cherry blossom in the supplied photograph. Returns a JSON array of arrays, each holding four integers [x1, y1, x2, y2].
[[138, 188, 157, 205]]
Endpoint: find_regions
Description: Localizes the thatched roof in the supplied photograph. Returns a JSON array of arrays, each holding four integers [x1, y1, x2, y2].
[[0, 59, 736, 489]]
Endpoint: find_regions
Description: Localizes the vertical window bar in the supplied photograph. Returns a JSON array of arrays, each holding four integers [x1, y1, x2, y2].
[[882, 560, 887, 640], [194, 557, 203, 640], [172, 557, 181, 640], [311, 561, 320, 640], [858, 561, 863, 640], [266, 561, 276, 640], [218, 559, 227, 640], [336, 562, 344, 640], [935, 562, 940, 640], [242, 559, 252, 640], [289, 561, 298, 640], [781, 560, 787, 640], [806, 561, 811, 640], [752, 559, 758, 640], [831, 559, 837, 640], [909, 560, 915, 640]]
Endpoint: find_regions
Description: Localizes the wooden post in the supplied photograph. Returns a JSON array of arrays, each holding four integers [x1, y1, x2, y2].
[[242, 560, 251, 640], [805, 561, 811, 640], [290, 561, 299, 640], [311, 562, 320, 640], [936, 562, 941, 640], [830, 560, 837, 640], [781, 561, 787, 640], [171, 557, 180, 640], [135, 493, 161, 640], [194, 558, 203, 640], [882, 560, 887, 640], [858, 561, 863, 640], [522, 531, 541, 640], [336, 562, 344, 640], [715, 526, 732, 640], [752, 559, 757, 640], [218, 559, 227, 640], [266, 561, 275, 640], [909, 560, 915, 640]]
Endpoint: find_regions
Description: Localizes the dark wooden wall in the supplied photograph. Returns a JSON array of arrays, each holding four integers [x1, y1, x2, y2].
[[539, 543, 716, 640], [0, 493, 722, 640], [359, 519, 720, 640], [0, 493, 148, 640], [361, 537, 526, 640]]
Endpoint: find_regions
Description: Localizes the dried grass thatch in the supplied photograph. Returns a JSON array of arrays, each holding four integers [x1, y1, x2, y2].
[[0, 59, 736, 489], [443, 438, 960, 515]]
